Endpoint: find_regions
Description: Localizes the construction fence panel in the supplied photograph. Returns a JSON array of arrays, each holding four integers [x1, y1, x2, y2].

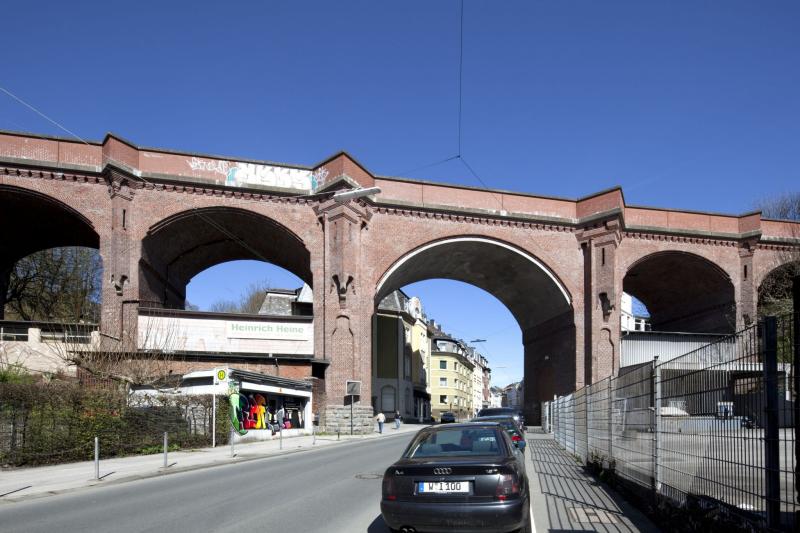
[[611, 362, 654, 491], [587, 377, 612, 464], [574, 387, 588, 463], [562, 393, 576, 456]]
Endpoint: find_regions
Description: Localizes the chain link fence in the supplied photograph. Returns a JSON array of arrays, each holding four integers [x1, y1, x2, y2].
[[543, 311, 798, 531]]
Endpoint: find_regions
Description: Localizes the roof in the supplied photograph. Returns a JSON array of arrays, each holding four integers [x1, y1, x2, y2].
[[230, 368, 313, 391], [378, 288, 410, 312]]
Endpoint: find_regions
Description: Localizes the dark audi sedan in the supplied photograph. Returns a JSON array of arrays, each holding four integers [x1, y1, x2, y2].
[[381, 423, 530, 533]]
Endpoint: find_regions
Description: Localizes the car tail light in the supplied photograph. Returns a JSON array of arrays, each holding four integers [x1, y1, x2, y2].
[[511, 435, 522, 442], [496, 474, 520, 501], [383, 474, 397, 501]]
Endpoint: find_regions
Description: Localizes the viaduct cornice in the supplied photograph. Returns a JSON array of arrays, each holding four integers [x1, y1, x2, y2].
[[0, 129, 798, 247]]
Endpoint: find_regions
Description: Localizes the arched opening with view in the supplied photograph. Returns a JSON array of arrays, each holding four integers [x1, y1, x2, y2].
[[137, 207, 319, 384], [0, 186, 102, 321], [140, 207, 312, 309], [758, 260, 800, 317], [373, 236, 575, 424], [623, 251, 736, 335], [0, 186, 103, 375]]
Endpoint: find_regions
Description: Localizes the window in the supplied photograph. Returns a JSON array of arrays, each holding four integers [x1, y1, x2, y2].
[[439, 377, 447, 387], [381, 385, 396, 412], [439, 360, 447, 370], [440, 395, 447, 404], [454, 363, 459, 372]]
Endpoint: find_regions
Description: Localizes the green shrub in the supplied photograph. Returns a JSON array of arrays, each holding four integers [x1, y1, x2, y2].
[[0, 382, 219, 466]]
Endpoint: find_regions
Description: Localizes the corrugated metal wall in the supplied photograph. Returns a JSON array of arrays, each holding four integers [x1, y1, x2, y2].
[[621, 331, 735, 367]]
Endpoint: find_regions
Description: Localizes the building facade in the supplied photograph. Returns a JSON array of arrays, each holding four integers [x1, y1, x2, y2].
[[372, 290, 431, 421], [430, 333, 475, 422]]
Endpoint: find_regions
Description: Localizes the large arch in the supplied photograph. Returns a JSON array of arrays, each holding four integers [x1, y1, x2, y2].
[[0, 186, 100, 319], [140, 206, 312, 309], [623, 251, 736, 333], [376, 236, 572, 330], [374, 236, 576, 423]]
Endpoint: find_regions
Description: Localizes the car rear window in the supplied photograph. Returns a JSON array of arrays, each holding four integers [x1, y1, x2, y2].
[[470, 418, 520, 436], [406, 428, 506, 458], [478, 408, 515, 417]]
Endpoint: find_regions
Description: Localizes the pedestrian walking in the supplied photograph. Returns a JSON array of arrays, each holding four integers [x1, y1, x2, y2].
[[376, 411, 386, 434], [394, 410, 401, 430]]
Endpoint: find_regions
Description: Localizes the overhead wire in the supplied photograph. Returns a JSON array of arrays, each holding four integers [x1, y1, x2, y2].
[[390, 1, 504, 211], [0, 83, 338, 272], [0, 85, 92, 146]]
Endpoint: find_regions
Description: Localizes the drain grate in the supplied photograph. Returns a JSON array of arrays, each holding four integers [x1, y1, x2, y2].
[[567, 507, 619, 524], [355, 473, 383, 480]]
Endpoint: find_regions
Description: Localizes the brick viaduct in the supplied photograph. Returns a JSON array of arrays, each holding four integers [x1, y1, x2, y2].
[[1, 130, 798, 426]]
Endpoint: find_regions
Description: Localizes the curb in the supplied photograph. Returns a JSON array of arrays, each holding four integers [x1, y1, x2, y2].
[[0, 430, 416, 504]]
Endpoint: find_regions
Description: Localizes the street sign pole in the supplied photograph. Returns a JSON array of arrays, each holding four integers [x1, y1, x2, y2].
[[345, 380, 361, 437], [211, 394, 216, 448]]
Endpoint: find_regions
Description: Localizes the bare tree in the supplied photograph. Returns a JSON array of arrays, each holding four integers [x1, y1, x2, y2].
[[756, 192, 800, 317], [45, 312, 184, 389], [208, 280, 272, 314], [4, 247, 101, 322]]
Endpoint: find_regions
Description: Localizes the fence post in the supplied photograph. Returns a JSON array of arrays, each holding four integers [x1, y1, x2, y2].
[[653, 356, 661, 495], [763, 316, 781, 530], [793, 275, 799, 507], [212, 394, 216, 448], [94, 436, 99, 480]]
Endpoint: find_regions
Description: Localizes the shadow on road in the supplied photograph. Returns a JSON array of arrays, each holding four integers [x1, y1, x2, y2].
[[367, 515, 392, 532]]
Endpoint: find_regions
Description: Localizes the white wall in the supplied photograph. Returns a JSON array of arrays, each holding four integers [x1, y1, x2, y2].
[[138, 315, 313, 355]]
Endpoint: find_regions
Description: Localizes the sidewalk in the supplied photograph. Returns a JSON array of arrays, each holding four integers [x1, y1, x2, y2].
[[527, 429, 660, 533], [0, 422, 424, 502]]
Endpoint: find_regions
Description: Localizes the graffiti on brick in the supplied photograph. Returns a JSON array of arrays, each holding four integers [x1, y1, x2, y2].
[[186, 156, 313, 191]]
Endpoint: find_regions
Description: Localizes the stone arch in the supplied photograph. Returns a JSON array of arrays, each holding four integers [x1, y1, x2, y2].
[[0, 184, 99, 263], [373, 235, 576, 423], [0, 185, 102, 319], [375, 236, 572, 330], [623, 250, 736, 333], [139, 206, 312, 308]]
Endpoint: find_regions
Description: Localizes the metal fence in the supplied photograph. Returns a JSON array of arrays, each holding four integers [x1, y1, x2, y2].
[[544, 312, 798, 531]]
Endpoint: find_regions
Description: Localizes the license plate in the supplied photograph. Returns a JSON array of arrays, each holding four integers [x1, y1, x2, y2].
[[418, 481, 469, 494]]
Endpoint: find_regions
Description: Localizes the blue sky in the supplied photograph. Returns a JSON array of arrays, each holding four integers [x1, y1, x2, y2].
[[3, 1, 798, 384]]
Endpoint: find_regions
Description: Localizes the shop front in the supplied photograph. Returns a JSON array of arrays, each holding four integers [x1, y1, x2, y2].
[[147, 367, 314, 443]]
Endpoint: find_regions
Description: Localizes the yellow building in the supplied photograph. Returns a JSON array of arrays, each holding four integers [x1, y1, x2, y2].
[[430, 333, 475, 422], [372, 290, 431, 421]]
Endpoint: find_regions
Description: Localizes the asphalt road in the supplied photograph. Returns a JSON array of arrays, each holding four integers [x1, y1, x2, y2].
[[0, 433, 415, 533]]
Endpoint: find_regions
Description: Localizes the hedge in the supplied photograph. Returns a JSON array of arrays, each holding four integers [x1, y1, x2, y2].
[[0, 382, 231, 466]]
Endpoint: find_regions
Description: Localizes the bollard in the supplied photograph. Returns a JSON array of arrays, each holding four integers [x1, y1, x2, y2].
[[94, 436, 99, 480], [230, 428, 235, 458], [337, 429, 340, 441], [312, 423, 316, 446], [279, 425, 283, 450], [163, 432, 168, 468]]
